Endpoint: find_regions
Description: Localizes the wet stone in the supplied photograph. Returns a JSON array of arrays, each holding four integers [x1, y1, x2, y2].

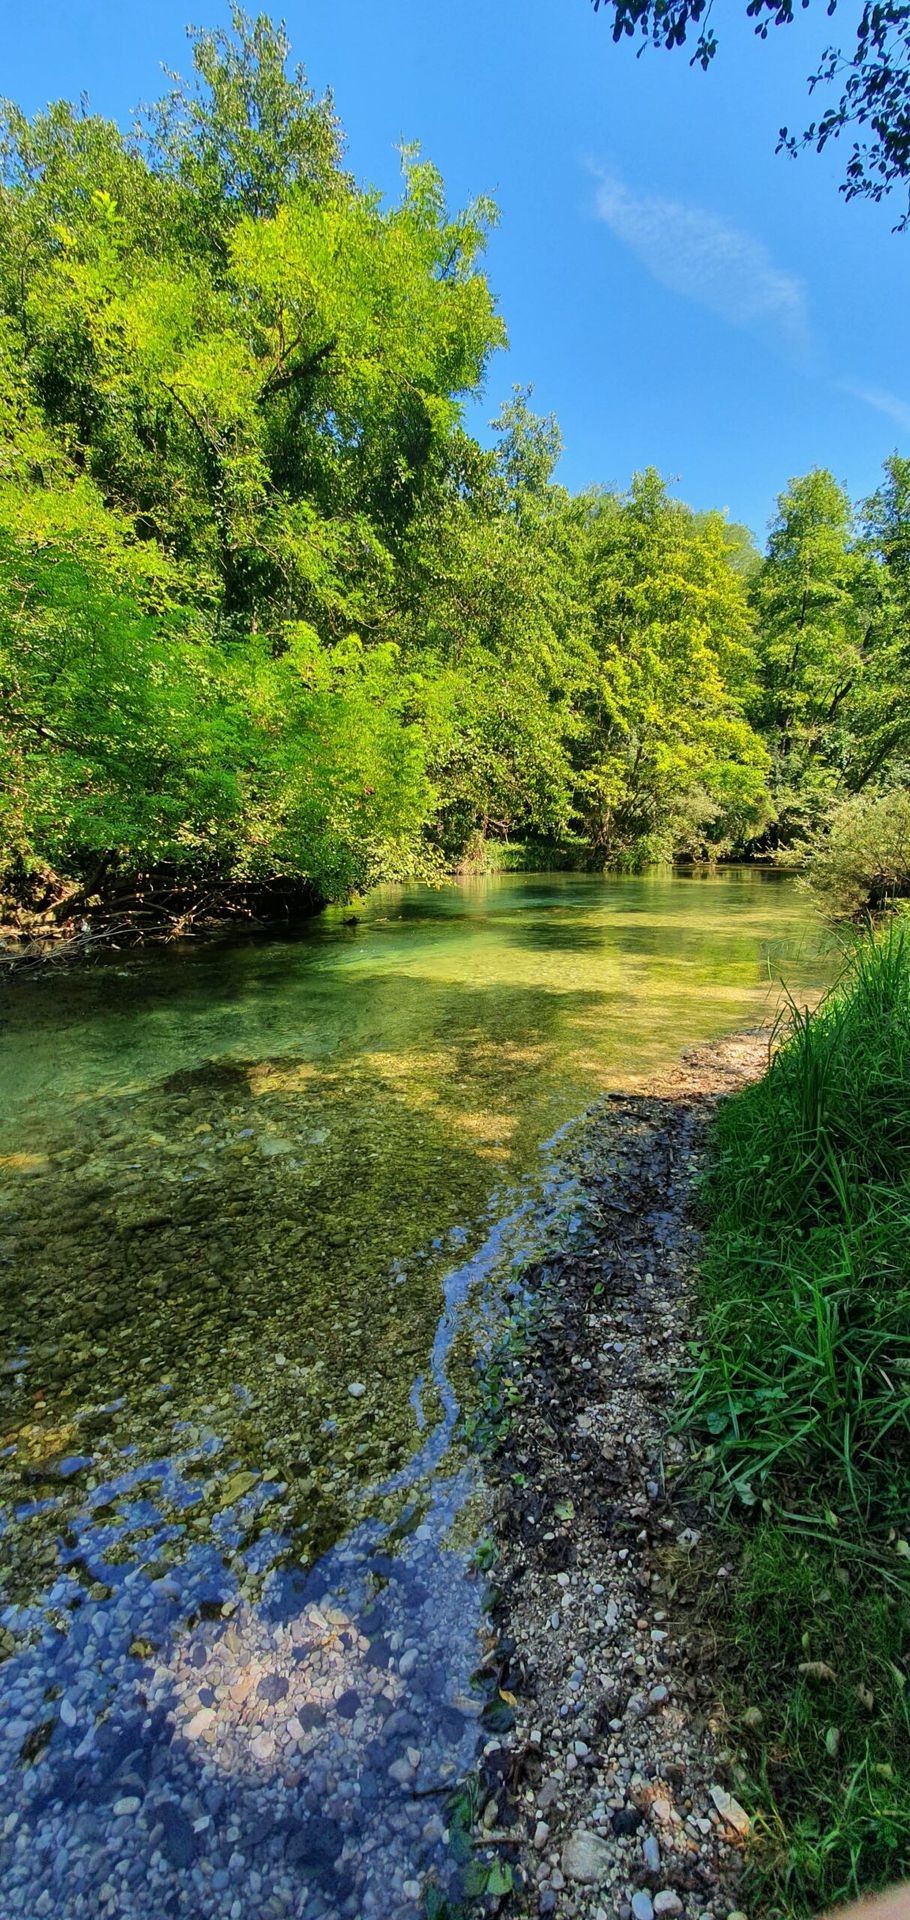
[[612, 1806, 643, 1836], [365, 1636, 393, 1670], [256, 1674, 289, 1705], [284, 1818, 344, 1869], [381, 1711, 420, 1743], [159, 1805, 196, 1869]]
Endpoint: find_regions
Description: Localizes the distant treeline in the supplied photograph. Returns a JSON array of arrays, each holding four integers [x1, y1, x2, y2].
[[1, 10, 908, 931]]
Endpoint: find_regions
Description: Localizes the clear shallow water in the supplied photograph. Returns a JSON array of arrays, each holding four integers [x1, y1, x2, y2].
[[0, 870, 831, 1917]]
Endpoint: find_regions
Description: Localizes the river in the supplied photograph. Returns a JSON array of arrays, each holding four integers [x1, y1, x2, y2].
[[0, 870, 830, 1919]]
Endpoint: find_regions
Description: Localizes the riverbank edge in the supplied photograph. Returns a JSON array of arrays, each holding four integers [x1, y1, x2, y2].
[[0, 875, 331, 972], [0, 858, 783, 974], [0, 839, 594, 969], [466, 1031, 771, 1920]]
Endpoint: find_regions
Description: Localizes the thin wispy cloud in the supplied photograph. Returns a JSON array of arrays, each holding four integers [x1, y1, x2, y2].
[[843, 382, 910, 437], [593, 171, 809, 354]]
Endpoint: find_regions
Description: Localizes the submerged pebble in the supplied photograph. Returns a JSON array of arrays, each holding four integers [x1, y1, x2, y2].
[[0, 886, 826, 1917]]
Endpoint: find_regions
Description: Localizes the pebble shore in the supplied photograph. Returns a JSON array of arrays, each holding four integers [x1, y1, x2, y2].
[[482, 1034, 769, 1920]]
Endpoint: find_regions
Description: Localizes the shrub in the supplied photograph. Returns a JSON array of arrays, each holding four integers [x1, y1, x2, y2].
[[804, 788, 910, 919]]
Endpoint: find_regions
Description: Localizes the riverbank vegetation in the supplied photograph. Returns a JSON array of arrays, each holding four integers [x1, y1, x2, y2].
[[1, 8, 909, 946], [687, 929, 910, 1913]]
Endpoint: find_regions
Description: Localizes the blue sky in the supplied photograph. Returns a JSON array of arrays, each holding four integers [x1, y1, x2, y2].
[[3, 0, 908, 539]]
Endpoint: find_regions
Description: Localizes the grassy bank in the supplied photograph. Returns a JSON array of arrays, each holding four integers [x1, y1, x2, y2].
[[685, 930, 910, 1915]]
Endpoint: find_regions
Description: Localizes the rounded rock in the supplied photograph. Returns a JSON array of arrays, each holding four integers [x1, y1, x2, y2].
[[562, 1830, 613, 1886]]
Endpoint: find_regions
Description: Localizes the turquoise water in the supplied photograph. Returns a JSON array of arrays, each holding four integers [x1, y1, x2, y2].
[[0, 869, 833, 1919], [0, 867, 832, 1561]]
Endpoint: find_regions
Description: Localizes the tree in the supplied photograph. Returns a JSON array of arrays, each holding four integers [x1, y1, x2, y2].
[[0, 14, 503, 913], [750, 470, 868, 840], [747, 465, 910, 843], [490, 384, 563, 517], [864, 451, 910, 592], [590, 0, 910, 226], [572, 471, 769, 864], [852, 454, 910, 789], [138, 6, 346, 227], [392, 400, 591, 855]]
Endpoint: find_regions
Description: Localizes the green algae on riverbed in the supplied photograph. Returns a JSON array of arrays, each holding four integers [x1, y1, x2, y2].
[[0, 871, 832, 1604]]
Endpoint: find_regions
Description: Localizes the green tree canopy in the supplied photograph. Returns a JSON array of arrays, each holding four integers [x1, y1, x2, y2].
[[0, 8, 906, 936], [573, 471, 770, 864]]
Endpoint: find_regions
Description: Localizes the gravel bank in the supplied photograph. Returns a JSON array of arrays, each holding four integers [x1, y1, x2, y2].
[[480, 1033, 769, 1920]]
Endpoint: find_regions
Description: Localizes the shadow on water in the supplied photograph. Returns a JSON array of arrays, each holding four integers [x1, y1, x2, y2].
[[3, 1451, 492, 1919]]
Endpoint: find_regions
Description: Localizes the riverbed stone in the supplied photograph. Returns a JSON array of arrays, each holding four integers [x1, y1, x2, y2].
[[256, 1674, 288, 1705], [562, 1830, 613, 1885], [643, 1834, 661, 1872], [160, 1806, 196, 1869], [472, 1037, 775, 1920], [709, 1787, 750, 1837]]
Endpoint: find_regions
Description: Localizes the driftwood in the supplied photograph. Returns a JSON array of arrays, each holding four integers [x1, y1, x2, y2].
[[0, 877, 321, 971]]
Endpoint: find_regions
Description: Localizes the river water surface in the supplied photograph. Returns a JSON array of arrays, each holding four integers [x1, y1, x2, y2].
[[0, 870, 830, 1918]]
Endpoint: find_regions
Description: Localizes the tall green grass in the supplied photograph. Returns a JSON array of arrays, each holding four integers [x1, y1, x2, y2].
[[686, 928, 910, 1913]]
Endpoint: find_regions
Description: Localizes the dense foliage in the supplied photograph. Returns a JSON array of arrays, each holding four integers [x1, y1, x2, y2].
[[0, 10, 907, 932]]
